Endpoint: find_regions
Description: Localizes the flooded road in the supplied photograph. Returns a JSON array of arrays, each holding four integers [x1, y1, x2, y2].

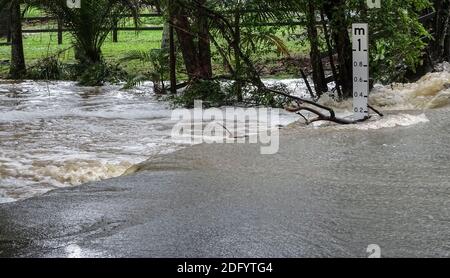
[[0, 106, 449, 258], [0, 70, 449, 257]]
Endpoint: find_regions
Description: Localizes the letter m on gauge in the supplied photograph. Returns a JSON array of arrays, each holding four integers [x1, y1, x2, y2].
[[352, 23, 369, 120]]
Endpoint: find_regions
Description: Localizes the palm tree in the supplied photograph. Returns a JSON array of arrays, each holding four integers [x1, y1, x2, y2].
[[0, 0, 141, 77]]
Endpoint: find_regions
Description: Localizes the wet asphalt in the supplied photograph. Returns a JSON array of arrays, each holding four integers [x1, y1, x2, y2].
[[0, 109, 449, 258]]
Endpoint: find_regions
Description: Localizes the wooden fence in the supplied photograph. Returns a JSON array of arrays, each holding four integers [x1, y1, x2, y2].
[[0, 11, 308, 46], [0, 13, 165, 45], [28, 13, 163, 44]]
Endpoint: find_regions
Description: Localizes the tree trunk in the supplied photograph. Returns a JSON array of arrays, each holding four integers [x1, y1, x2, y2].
[[172, 3, 212, 81], [233, 9, 243, 102], [440, 0, 450, 61], [0, 7, 9, 38], [442, 24, 450, 62], [161, 22, 171, 49], [168, 1, 177, 94], [323, 0, 353, 98], [78, 46, 102, 64], [196, 0, 212, 79], [9, 1, 26, 78], [173, 14, 200, 79], [320, 9, 342, 98], [431, 0, 450, 61], [445, 33, 450, 61], [334, 30, 353, 97], [306, 2, 328, 94]]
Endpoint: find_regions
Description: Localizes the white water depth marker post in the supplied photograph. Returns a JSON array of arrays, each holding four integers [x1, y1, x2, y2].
[[352, 23, 369, 120]]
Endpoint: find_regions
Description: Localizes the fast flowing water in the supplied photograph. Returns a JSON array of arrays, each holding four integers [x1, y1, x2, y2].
[[0, 80, 300, 203], [0, 69, 449, 204], [0, 81, 180, 203]]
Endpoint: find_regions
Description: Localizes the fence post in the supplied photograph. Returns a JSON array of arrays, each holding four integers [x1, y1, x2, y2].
[[113, 20, 118, 43], [7, 23, 12, 43], [57, 18, 63, 45], [6, 8, 11, 43]]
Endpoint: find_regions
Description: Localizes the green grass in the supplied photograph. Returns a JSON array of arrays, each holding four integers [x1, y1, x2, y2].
[[0, 6, 310, 79], [0, 30, 164, 77], [0, 6, 165, 77], [0, 21, 309, 80]]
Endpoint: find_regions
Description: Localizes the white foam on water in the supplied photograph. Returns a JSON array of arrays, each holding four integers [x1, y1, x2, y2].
[[371, 72, 450, 110], [317, 71, 450, 112], [0, 197, 16, 203], [334, 113, 430, 130], [301, 69, 449, 131], [0, 80, 300, 203], [0, 81, 182, 202]]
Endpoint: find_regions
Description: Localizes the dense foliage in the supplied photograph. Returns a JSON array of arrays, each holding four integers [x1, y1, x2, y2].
[[1, 0, 448, 100]]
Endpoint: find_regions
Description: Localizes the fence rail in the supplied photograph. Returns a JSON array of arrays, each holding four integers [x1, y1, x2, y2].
[[21, 26, 164, 33], [22, 13, 162, 22], [0, 12, 165, 45], [0, 9, 439, 46], [2, 12, 306, 44]]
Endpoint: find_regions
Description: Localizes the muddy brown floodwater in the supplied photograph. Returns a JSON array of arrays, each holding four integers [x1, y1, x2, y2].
[[0, 80, 300, 203], [0, 70, 449, 257]]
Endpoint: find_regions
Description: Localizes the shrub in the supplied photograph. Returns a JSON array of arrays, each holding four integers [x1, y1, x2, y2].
[[27, 56, 68, 80], [75, 61, 128, 86], [171, 80, 229, 108]]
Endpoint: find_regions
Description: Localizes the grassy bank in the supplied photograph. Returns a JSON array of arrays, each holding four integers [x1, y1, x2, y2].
[[0, 7, 309, 80], [0, 31, 308, 79], [0, 31, 163, 77]]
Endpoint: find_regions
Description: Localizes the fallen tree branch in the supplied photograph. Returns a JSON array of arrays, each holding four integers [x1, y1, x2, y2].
[[368, 104, 384, 117], [165, 81, 189, 93], [296, 111, 309, 123], [265, 87, 336, 118], [286, 101, 359, 125], [300, 68, 316, 100], [299, 106, 359, 125]]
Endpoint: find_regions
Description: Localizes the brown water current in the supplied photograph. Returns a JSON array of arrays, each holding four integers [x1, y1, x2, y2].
[[0, 69, 449, 204]]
